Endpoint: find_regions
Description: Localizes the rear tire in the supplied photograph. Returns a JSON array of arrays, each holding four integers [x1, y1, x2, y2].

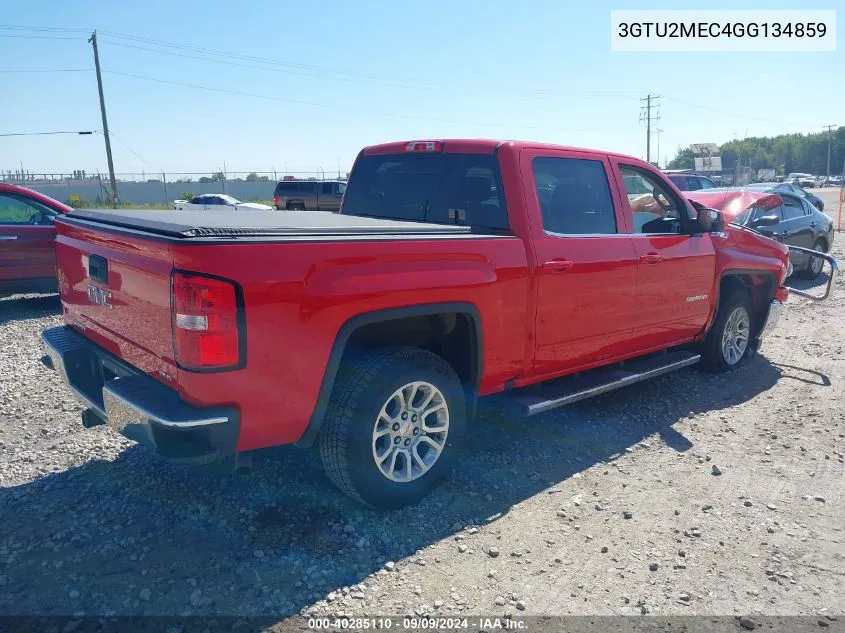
[[800, 239, 826, 279], [287, 203, 305, 211], [698, 290, 754, 373], [318, 347, 466, 509]]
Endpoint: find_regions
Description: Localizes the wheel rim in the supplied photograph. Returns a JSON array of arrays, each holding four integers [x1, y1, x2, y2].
[[810, 250, 823, 274], [372, 381, 449, 483], [721, 306, 750, 365]]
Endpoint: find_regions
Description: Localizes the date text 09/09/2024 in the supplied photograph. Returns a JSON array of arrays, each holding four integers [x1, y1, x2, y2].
[[307, 617, 528, 629]]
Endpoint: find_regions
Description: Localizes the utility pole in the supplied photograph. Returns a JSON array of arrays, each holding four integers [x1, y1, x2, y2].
[[655, 129, 664, 169], [89, 31, 118, 206], [824, 124, 836, 182], [640, 94, 660, 164]]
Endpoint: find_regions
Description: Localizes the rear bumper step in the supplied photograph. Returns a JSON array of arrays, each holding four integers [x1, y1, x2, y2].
[[41, 325, 239, 463], [509, 350, 701, 416]]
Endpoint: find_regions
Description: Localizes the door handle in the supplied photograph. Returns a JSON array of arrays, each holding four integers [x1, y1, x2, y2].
[[639, 252, 663, 264], [0, 236, 18, 240], [541, 259, 574, 272], [810, 221, 817, 227]]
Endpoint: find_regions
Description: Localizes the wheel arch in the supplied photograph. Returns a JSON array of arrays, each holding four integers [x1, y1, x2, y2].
[[706, 269, 778, 341], [296, 302, 483, 447]]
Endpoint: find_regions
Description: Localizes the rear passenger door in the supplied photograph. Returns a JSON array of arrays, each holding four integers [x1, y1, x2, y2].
[[319, 182, 343, 211], [613, 162, 715, 350], [522, 149, 640, 375]]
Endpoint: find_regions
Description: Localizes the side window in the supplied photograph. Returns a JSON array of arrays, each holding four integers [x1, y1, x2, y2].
[[321, 182, 333, 195], [306, 183, 318, 194], [0, 194, 55, 225], [337, 182, 347, 195], [667, 175, 685, 190], [698, 177, 716, 189], [532, 157, 617, 235], [800, 199, 812, 215], [781, 195, 804, 220], [685, 177, 702, 191], [619, 166, 689, 234]]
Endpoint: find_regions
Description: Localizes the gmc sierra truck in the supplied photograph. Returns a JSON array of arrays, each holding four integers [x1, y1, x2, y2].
[[41, 139, 837, 508]]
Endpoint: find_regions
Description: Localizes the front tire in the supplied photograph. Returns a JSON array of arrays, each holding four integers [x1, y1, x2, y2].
[[699, 290, 754, 372], [318, 347, 466, 509]]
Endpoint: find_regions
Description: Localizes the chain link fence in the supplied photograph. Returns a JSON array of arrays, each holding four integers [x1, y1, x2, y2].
[[1, 169, 349, 208]]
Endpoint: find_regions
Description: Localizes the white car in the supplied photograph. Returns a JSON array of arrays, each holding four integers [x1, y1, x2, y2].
[[174, 194, 273, 211]]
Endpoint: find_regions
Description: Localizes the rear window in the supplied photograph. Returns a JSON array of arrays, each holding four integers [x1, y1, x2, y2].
[[274, 181, 317, 194], [341, 153, 509, 230]]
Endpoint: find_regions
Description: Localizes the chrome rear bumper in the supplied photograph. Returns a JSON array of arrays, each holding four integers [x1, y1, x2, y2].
[[41, 325, 238, 463]]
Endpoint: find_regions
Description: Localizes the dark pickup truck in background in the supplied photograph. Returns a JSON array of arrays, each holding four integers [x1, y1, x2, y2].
[[41, 139, 836, 508]]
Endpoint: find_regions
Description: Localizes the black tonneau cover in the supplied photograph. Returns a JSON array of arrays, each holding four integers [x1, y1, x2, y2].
[[66, 208, 472, 239]]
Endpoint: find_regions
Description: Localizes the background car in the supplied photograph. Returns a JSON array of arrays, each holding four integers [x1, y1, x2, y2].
[[174, 194, 272, 211], [663, 171, 718, 191], [687, 188, 834, 279], [0, 184, 71, 296], [273, 179, 346, 211], [745, 181, 824, 211]]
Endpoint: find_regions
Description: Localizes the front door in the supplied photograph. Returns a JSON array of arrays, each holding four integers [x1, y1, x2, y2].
[[523, 149, 640, 375], [0, 191, 58, 283], [612, 162, 716, 350]]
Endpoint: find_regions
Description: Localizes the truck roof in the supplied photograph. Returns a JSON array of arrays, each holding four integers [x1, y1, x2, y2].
[[361, 139, 643, 162]]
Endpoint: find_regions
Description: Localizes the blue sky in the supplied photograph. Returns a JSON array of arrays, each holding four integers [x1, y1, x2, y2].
[[1, 0, 841, 176]]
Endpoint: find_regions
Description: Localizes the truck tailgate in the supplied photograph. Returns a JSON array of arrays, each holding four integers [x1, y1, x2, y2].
[[56, 219, 177, 385]]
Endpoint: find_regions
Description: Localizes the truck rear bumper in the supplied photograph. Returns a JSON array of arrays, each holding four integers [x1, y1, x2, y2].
[[41, 325, 239, 464]]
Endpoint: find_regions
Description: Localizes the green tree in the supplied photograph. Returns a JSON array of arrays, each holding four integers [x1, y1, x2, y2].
[[667, 147, 694, 169]]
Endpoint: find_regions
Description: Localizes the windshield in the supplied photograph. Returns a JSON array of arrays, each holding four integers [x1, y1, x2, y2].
[[342, 152, 509, 230]]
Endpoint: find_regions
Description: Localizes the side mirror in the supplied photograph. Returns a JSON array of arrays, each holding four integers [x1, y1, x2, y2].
[[696, 207, 723, 232], [751, 214, 779, 227]]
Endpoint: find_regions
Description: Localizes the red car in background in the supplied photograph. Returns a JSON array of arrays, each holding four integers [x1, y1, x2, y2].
[[0, 184, 72, 297]]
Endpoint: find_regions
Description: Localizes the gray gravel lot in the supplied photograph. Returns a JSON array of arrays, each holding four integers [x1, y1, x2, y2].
[[0, 240, 843, 625]]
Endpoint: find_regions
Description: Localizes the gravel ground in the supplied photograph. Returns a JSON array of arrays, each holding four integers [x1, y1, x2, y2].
[[0, 241, 843, 624]]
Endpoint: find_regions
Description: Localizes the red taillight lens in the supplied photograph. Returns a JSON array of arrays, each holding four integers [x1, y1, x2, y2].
[[172, 272, 243, 370], [273, 195, 279, 206]]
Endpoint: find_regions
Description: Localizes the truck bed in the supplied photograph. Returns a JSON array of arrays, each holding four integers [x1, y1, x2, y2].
[[66, 208, 472, 239]]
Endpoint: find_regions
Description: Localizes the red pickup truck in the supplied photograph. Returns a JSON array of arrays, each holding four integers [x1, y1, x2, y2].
[[42, 139, 819, 508]]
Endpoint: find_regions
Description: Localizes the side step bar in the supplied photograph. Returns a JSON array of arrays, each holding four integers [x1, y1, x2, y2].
[[510, 350, 701, 416]]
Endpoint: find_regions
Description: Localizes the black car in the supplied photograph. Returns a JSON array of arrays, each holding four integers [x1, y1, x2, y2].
[[747, 181, 824, 211], [736, 190, 835, 279]]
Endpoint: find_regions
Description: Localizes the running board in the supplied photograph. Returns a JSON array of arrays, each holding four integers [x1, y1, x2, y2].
[[511, 350, 701, 416]]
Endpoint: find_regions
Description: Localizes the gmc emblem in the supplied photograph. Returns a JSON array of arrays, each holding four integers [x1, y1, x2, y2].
[[86, 284, 113, 309]]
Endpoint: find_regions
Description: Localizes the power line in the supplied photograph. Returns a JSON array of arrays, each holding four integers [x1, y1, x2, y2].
[[661, 95, 801, 127], [0, 33, 81, 40], [0, 130, 93, 137], [0, 68, 91, 73], [96, 34, 639, 102], [103, 70, 628, 133]]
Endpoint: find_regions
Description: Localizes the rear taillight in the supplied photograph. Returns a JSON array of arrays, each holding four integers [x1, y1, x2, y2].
[[273, 195, 279, 206], [172, 271, 244, 371]]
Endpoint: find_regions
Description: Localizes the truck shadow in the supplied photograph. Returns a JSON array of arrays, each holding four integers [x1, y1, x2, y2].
[[0, 354, 784, 624], [0, 294, 61, 325]]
